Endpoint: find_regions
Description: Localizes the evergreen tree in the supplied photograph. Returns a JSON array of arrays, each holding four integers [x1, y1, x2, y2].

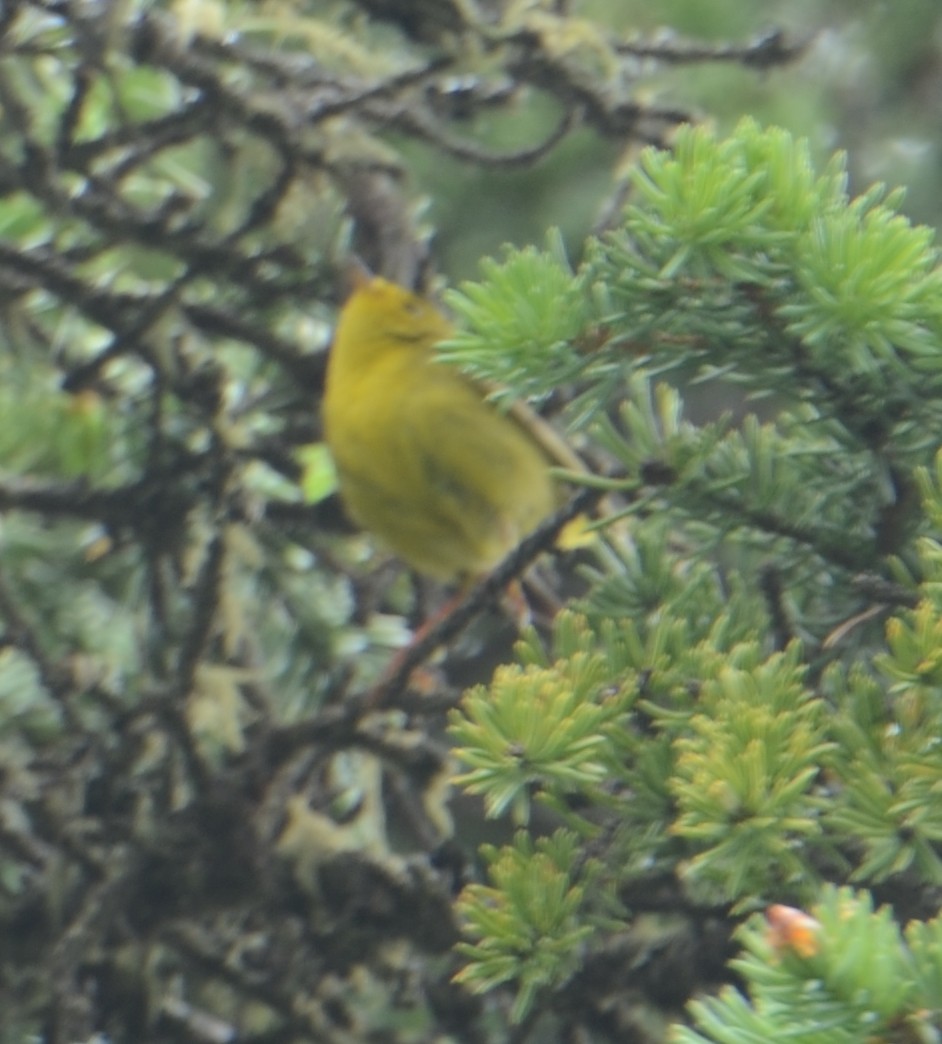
[[0, 2, 940, 1042]]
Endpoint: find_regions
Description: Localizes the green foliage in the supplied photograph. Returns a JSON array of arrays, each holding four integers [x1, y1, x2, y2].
[[444, 117, 942, 1037], [670, 644, 834, 900], [441, 232, 594, 403], [676, 886, 942, 1043], [0, 382, 114, 480], [297, 442, 338, 503], [820, 596, 942, 885], [454, 830, 597, 1023], [449, 117, 942, 456], [449, 647, 631, 822]]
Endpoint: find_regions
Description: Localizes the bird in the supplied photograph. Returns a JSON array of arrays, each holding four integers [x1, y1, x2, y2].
[[322, 274, 577, 584]]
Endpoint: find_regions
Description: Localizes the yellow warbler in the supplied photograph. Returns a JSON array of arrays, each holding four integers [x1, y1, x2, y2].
[[323, 276, 570, 582]]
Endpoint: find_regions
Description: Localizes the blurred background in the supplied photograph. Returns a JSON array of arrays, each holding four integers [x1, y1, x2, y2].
[[416, 0, 942, 275]]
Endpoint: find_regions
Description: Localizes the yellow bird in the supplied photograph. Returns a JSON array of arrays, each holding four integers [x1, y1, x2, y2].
[[323, 276, 572, 583]]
